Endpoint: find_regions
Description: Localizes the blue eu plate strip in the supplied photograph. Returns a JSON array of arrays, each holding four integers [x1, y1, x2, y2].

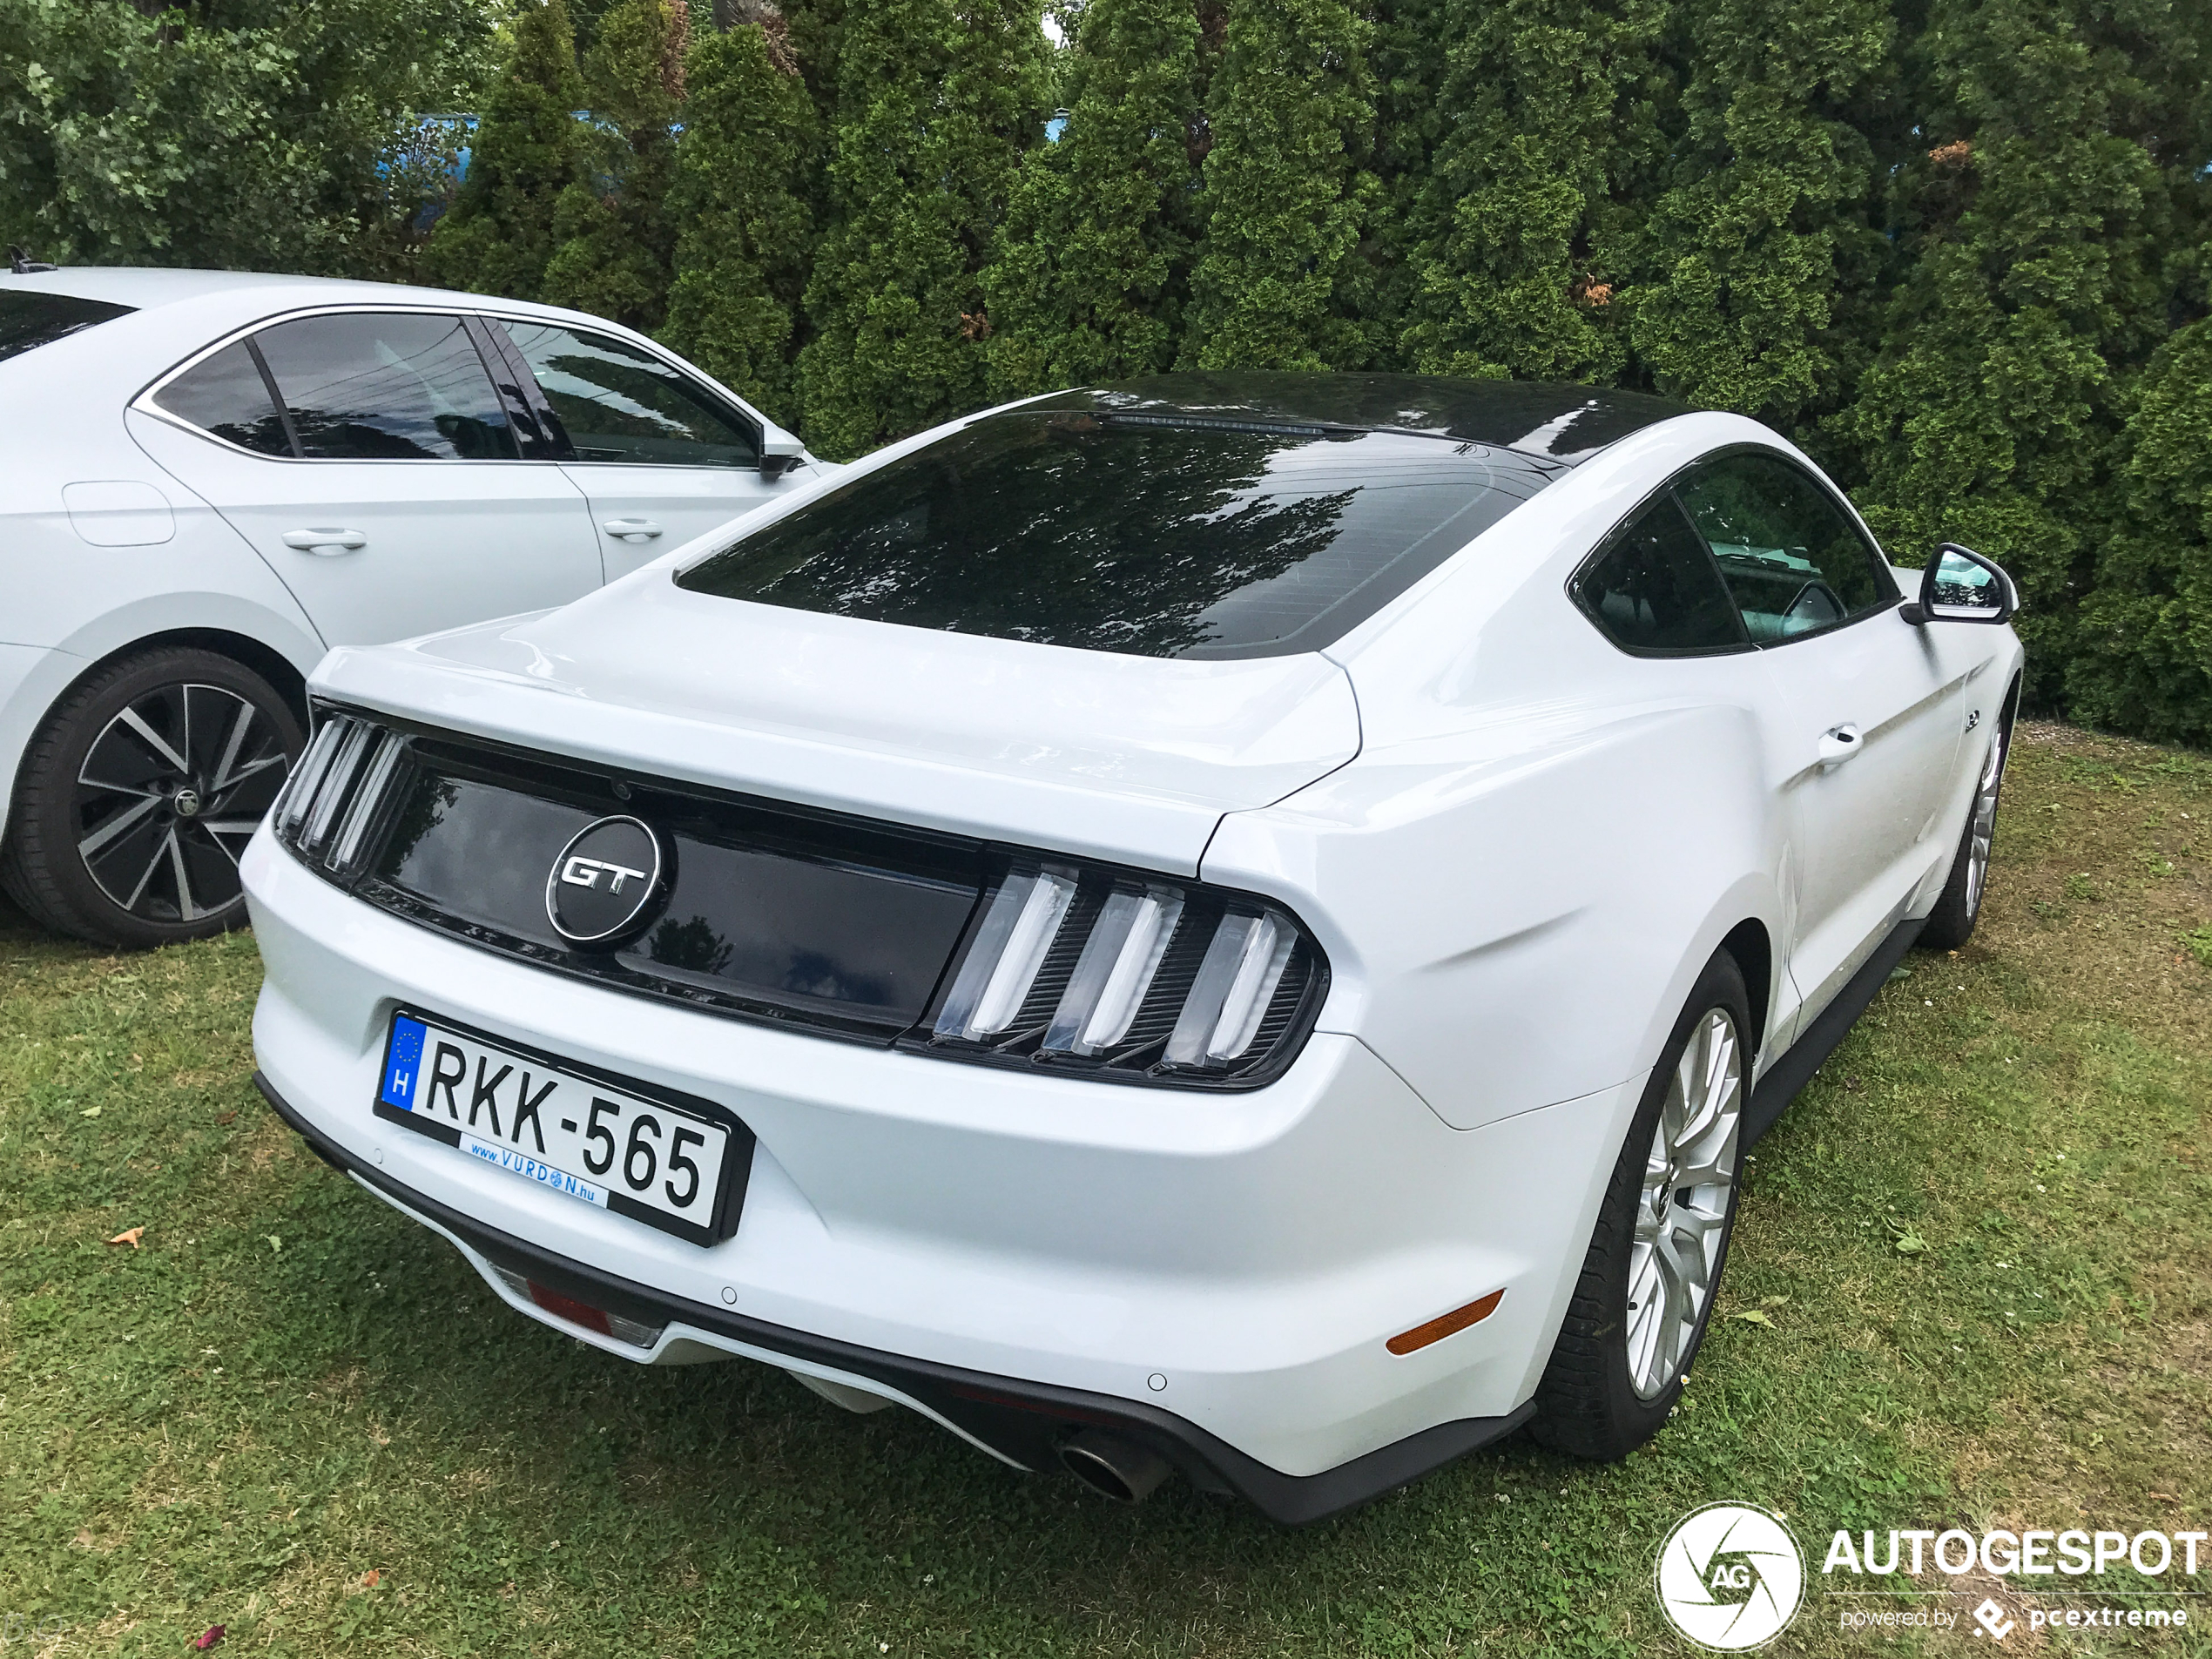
[[381, 1015, 428, 1110]]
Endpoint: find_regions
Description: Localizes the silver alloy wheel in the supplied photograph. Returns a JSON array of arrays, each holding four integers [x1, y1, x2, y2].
[[73, 683, 292, 924], [1962, 724, 2007, 919], [1626, 1006, 1743, 1399]]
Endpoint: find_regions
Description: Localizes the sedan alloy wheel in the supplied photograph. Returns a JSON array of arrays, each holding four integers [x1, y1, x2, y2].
[[4, 648, 301, 948], [74, 683, 290, 924]]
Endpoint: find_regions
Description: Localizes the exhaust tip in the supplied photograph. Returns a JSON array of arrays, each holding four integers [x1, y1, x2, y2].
[[1059, 1427, 1173, 1504]]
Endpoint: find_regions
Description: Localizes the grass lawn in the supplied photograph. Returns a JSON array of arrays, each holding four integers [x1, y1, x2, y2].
[[3, 721, 2209, 1656]]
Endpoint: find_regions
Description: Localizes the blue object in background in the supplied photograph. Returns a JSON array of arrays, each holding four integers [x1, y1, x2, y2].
[[392, 109, 694, 231], [394, 112, 479, 231]]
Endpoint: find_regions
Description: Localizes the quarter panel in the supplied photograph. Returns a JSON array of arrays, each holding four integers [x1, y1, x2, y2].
[[1, 383, 323, 664], [0, 394, 325, 842], [1204, 419, 1798, 1127], [1206, 696, 1782, 1127]]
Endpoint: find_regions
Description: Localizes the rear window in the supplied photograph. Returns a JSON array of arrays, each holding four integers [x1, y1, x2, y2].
[[151, 341, 294, 456], [0, 290, 135, 363], [675, 411, 1551, 658]]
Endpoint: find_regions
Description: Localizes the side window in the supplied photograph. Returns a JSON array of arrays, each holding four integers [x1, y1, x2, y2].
[[1672, 452, 1894, 643], [499, 320, 759, 468], [152, 341, 295, 457], [251, 312, 516, 461], [1571, 496, 1750, 655]]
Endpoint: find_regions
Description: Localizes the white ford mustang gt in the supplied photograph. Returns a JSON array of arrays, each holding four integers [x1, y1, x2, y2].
[[244, 374, 2022, 1522]]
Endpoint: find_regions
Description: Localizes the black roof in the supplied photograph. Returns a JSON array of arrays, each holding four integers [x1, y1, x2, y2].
[[1036, 372, 1691, 466]]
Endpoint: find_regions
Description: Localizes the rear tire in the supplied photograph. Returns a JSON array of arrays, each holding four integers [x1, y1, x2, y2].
[[2, 648, 301, 950], [1530, 948, 1750, 1460], [1918, 707, 2012, 953]]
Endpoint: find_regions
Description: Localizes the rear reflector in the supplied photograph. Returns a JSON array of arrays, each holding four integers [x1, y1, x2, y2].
[[1386, 1289, 1505, 1356], [528, 1281, 612, 1335], [493, 1271, 664, 1349]]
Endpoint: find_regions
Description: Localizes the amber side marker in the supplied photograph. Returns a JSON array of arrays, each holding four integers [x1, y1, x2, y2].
[[1386, 1289, 1505, 1356]]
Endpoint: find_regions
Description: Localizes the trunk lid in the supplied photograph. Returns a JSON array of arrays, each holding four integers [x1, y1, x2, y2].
[[310, 573, 1362, 873]]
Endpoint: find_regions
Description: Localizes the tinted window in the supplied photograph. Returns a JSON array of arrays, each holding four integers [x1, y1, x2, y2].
[[501, 320, 757, 467], [677, 411, 1551, 658], [1673, 453, 1893, 642], [253, 312, 515, 460], [0, 290, 134, 362], [1571, 496, 1749, 654], [152, 341, 294, 457]]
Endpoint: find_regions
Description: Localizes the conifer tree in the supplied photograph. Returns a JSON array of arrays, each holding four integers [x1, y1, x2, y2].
[[421, 0, 588, 301], [1359, 0, 1451, 361], [2062, 317, 2212, 742], [983, 0, 1203, 395], [1177, 0, 1379, 371], [796, 0, 1049, 457], [569, 0, 624, 50], [540, 0, 690, 330], [1622, 0, 1892, 425], [1397, 0, 1656, 381], [776, 0, 848, 132], [1838, 0, 2187, 697], [659, 10, 817, 425]]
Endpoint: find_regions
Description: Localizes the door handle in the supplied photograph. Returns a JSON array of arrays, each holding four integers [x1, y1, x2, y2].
[[603, 518, 663, 542], [281, 528, 367, 555], [1817, 724, 1865, 766]]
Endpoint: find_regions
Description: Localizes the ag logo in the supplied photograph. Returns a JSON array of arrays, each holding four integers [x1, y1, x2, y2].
[[1654, 1502, 1804, 1650], [545, 815, 666, 947]]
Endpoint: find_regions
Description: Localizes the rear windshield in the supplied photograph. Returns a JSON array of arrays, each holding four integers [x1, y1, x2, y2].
[[0, 290, 135, 363], [676, 410, 1552, 658]]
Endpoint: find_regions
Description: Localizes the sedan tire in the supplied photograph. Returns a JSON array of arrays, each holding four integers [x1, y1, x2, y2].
[[1531, 948, 1750, 1460], [3, 648, 301, 949]]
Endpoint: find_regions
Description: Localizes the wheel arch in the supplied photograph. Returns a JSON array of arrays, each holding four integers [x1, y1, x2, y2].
[[99, 627, 312, 727], [1716, 917, 1773, 1060], [4, 625, 317, 850]]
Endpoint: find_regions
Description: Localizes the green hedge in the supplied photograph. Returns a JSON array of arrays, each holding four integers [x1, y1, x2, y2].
[[6, 0, 2209, 738]]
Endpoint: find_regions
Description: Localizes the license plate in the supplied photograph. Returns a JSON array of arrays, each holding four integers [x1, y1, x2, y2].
[[373, 1009, 752, 1246]]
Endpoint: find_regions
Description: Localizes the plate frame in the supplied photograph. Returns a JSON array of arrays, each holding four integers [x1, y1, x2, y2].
[[374, 1005, 755, 1246]]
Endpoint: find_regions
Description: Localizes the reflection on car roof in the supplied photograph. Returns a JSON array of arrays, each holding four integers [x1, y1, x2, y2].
[[1035, 373, 1692, 466]]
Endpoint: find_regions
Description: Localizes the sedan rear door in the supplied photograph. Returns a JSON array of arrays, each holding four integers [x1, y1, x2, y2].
[[130, 308, 604, 648]]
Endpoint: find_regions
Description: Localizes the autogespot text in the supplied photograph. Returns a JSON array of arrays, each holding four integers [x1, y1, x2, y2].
[[1823, 1526, 2205, 1578]]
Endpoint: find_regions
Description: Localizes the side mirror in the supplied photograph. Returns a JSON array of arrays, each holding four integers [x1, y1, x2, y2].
[[759, 431, 806, 482], [1899, 543, 2016, 626]]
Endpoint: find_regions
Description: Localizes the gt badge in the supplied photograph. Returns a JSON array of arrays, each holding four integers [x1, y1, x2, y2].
[[545, 815, 667, 947]]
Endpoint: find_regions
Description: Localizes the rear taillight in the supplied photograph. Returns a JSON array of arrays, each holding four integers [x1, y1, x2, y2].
[[921, 857, 1326, 1088], [273, 711, 405, 877], [277, 707, 1326, 1087]]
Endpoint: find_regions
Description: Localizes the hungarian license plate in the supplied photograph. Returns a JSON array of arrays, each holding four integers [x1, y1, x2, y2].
[[373, 1009, 752, 1246]]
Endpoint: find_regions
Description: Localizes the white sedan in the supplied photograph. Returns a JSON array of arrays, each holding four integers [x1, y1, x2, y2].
[[0, 265, 823, 948], [243, 374, 2021, 1522]]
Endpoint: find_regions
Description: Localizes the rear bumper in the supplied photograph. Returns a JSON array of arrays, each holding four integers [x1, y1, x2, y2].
[[258, 1068, 1531, 1523], [245, 820, 1640, 1520]]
